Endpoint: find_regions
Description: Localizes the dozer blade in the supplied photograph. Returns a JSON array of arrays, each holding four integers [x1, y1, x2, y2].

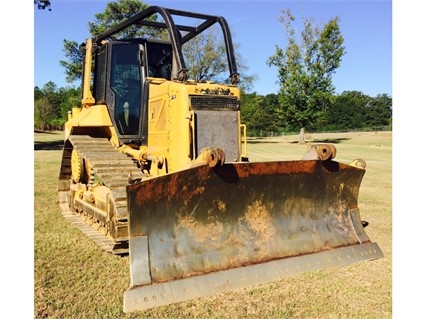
[[124, 160, 383, 312]]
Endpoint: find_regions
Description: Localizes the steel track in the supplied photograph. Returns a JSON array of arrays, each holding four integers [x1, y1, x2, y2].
[[58, 135, 145, 255]]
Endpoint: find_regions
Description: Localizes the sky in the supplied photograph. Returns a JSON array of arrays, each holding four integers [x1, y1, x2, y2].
[[34, 0, 392, 97]]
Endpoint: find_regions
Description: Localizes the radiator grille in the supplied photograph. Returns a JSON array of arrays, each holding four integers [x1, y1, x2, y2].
[[190, 95, 240, 111], [194, 110, 240, 162]]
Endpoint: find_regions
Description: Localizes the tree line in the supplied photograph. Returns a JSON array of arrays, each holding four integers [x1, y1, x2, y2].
[[34, 82, 80, 131], [241, 90, 391, 136]]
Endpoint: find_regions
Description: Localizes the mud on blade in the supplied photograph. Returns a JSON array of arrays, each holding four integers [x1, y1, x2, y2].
[[124, 160, 383, 311]]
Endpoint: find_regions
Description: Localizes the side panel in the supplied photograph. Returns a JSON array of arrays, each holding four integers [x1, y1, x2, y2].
[[146, 81, 193, 174], [147, 90, 170, 156]]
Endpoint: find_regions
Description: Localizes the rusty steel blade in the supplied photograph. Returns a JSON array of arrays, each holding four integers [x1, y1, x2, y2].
[[124, 160, 383, 311]]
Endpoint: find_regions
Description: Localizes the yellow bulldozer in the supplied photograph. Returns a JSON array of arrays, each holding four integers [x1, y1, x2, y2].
[[57, 6, 383, 313]]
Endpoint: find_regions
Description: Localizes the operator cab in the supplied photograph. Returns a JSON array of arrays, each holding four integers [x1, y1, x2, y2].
[[93, 39, 172, 145]]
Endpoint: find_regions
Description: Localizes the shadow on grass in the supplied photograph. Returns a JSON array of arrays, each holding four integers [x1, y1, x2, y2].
[[289, 137, 350, 144], [248, 140, 280, 144], [34, 140, 64, 151], [34, 130, 59, 134], [34, 130, 64, 151]]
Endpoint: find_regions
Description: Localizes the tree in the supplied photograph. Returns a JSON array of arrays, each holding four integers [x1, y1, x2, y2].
[[34, 0, 51, 11], [34, 82, 82, 129], [57, 87, 82, 123], [183, 29, 255, 90], [60, 0, 151, 84], [87, 0, 153, 38], [34, 86, 44, 101], [240, 92, 281, 135], [364, 94, 392, 128], [267, 9, 345, 142], [185, 29, 228, 83], [325, 91, 369, 130], [34, 97, 55, 130], [59, 40, 84, 84]]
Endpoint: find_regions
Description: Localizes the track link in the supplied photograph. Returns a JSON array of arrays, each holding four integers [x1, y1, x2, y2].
[[58, 135, 145, 255]]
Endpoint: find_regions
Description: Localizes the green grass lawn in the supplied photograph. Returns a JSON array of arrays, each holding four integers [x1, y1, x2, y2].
[[33, 130, 392, 319]]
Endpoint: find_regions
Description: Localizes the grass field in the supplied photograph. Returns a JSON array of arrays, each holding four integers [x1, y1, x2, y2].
[[34, 130, 392, 319]]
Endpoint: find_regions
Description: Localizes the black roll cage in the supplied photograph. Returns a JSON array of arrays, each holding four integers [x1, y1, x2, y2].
[[93, 6, 239, 84]]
